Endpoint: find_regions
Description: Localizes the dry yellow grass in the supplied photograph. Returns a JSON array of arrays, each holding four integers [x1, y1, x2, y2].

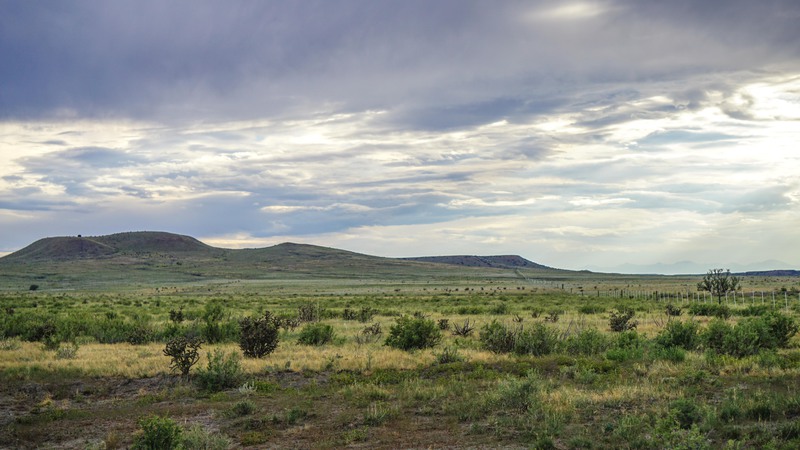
[[0, 340, 507, 378]]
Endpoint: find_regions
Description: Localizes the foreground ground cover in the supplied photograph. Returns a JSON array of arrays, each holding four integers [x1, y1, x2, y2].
[[1, 276, 800, 448]]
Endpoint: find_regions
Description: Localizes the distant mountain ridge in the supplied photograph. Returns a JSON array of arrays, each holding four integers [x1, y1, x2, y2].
[[403, 255, 552, 270], [587, 259, 797, 276]]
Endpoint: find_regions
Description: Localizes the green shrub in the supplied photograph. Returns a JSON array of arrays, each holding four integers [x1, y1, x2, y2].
[[229, 399, 256, 417], [181, 424, 232, 450], [490, 303, 509, 315], [168, 308, 184, 324], [126, 323, 153, 345], [738, 305, 770, 317], [297, 322, 335, 346], [724, 318, 774, 357], [163, 336, 202, 377], [655, 320, 699, 350], [701, 319, 732, 354], [196, 350, 243, 392], [668, 398, 703, 430], [456, 306, 484, 315], [562, 328, 612, 356], [488, 371, 544, 412], [132, 415, 183, 450], [616, 330, 644, 349], [665, 304, 682, 317], [384, 316, 441, 351], [689, 303, 731, 319], [514, 323, 558, 356], [702, 313, 797, 358], [653, 345, 686, 362], [609, 307, 637, 332], [578, 304, 606, 314], [357, 307, 376, 322], [763, 311, 799, 348], [239, 312, 280, 357], [479, 320, 517, 354], [606, 330, 646, 361]]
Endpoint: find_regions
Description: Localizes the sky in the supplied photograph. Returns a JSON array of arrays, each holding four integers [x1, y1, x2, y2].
[[1, 0, 799, 274]]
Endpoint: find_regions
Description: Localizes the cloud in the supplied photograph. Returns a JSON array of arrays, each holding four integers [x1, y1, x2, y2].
[[0, 1, 799, 270], [2, 1, 799, 126]]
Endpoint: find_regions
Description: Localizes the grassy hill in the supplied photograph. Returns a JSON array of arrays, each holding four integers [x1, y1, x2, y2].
[[0, 231, 563, 289], [2, 231, 216, 261]]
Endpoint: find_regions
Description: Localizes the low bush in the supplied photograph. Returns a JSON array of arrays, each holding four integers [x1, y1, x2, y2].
[[385, 316, 441, 351], [763, 311, 799, 348], [655, 320, 699, 350], [738, 305, 770, 317], [132, 415, 183, 450], [514, 323, 558, 356], [609, 307, 637, 332], [229, 399, 257, 417], [163, 336, 202, 377], [689, 303, 731, 319], [239, 312, 280, 357], [606, 330, 646, 361], [665, 304, 682, 317], [297, 322, 336, 346], [490, 303, 509, 315], [479, 320, 517, 354], [578, 304, 606, 314], [667, 398, 703, 430], [653, 345, 686, 362], [562, 328, 612, 356], [456, 306, 484, 315], [196, 349, 243, 392], [701, 312, 798, 357], [181, 424, 232, 450]]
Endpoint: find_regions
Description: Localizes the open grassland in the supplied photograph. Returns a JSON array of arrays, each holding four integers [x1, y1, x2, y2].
[[1, 275, 800, 448]]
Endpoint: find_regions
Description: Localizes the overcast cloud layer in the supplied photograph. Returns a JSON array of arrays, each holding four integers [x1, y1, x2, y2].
[[1, 0, 799, 273]]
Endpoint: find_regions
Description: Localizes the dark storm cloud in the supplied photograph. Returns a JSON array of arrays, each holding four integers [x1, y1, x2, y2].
[[2, 0, 799, 128]]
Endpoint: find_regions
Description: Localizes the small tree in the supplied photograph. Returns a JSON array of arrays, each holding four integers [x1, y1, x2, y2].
[[239, 311, 281, 358], [697, 269, 741, 304], [163, 336, 202, 378]]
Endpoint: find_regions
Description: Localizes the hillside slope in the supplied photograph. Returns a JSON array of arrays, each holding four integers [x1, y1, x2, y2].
[[0, 231, 561, 287], [2, 231, 216, 261], [403, 255, 552, 270]]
